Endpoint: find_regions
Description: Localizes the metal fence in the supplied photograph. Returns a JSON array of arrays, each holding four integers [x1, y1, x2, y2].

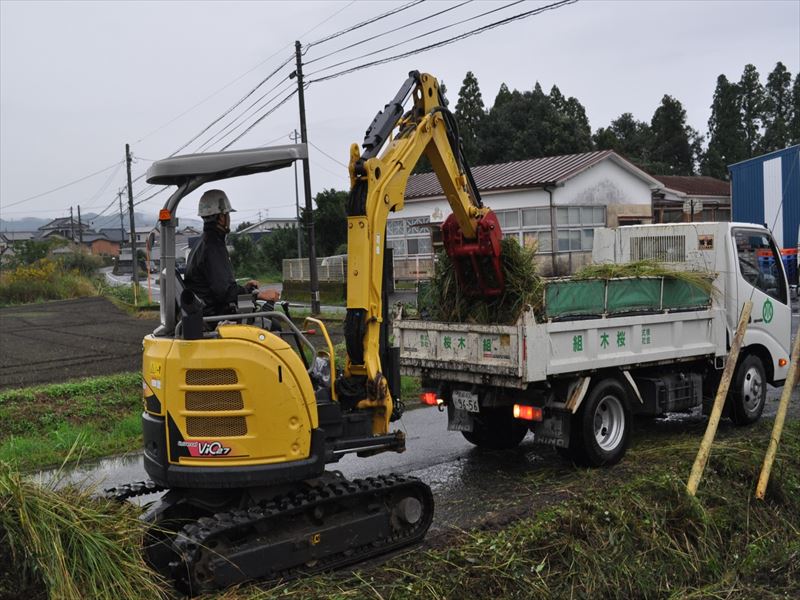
[[283, 254, 435, 283]]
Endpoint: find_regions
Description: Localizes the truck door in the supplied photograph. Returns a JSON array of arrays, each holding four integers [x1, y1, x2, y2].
[[732, 227, 792, 383]]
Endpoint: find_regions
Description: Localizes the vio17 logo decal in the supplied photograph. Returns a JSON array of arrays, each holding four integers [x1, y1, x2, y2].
[[178, 440, 232, 457]]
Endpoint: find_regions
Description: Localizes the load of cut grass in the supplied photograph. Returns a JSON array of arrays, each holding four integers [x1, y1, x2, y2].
[[0, 462, 167, 600], [574, 259, 715, 296], [423, 237, 543, 325]]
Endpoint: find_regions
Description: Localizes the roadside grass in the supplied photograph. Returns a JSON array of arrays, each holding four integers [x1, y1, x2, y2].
[[0, 373, 142, 471], [220, 420, 800, 600], [102, 283, 159, 312], [0, 460, 167, 600]]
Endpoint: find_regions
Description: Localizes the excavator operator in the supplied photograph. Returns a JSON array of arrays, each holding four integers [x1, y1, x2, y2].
[[185, 189, 279, 317]]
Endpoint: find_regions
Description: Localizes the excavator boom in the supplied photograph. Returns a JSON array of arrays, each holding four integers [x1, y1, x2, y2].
[[340, 71, 504, 435]]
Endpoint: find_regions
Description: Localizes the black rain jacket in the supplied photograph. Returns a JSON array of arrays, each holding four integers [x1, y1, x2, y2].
[[184, 224, 247, 316]]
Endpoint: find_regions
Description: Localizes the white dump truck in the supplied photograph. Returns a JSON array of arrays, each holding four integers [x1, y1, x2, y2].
[[396, 222, 793, 466]]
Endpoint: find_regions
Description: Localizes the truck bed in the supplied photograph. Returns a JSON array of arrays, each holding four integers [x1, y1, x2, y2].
[[395, 307, 726, 389]]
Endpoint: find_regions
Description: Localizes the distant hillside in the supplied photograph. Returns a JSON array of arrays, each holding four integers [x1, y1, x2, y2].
[[0, 212, 203, 232]]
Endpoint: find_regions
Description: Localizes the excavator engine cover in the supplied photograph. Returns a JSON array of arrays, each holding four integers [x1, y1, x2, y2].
[[441, 210, 505, 296]]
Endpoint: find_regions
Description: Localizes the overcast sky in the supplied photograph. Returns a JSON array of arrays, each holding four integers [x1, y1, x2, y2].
[[1, 0, 798, 229]]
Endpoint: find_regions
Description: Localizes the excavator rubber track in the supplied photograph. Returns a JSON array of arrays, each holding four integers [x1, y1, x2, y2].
[[166, 473, 434, 594], [104, 480, 168, 502]]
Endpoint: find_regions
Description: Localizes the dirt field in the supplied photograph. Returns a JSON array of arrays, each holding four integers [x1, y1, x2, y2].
[[0, 297, 156, 390]]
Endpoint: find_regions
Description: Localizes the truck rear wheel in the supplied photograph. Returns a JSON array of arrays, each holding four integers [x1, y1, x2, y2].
[[568, 378, 631, 467], [729, 354, 766, 426], [461, 407, 527, 449]]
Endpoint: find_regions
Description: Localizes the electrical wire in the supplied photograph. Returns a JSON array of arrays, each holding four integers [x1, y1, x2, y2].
[[221, 89, 299, 151], [132, 3, 355, 145], [309, 141, 348, 168], [307, 0, 526, 77], [259, 131, 294, 148], [85, 162, 125, 206], [193, 78, 294, 153], [305, 0, 473, 65], [2, 161, 124, 209], [168, 55, 295, 157], [309, 0, 578, 84], [306, 0, 425, 48]]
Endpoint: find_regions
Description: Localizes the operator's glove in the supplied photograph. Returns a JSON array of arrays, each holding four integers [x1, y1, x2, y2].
[[256, 289, 281, 302], [244, 280, 260, 292]]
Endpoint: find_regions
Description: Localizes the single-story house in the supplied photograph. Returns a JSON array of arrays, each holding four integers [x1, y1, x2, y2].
[[393, 150, 662, 276], [651, 175, 731, 224]]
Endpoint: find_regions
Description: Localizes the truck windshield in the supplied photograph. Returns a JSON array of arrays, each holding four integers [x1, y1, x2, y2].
[[733, 229, 787, 304]]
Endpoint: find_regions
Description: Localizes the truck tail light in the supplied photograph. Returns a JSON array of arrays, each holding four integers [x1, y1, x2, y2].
[[420, 391, 439, 406], [513, 404, 543, 421]]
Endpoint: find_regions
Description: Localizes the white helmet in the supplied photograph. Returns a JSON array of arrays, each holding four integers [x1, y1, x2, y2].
[[198, 189, 236, 217]]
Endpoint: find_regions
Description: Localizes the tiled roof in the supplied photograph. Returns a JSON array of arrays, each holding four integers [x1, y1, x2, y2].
[[404, 150, 628, 200], [654, 175, 730, 197]]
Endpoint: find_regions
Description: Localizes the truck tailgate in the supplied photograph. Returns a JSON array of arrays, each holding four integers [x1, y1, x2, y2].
[[395, 317, 527, 388]]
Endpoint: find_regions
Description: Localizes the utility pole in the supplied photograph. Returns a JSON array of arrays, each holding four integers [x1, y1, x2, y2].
[[290, 129, 303, 259], [69, 206, 76, 242], [77, 205, 84, 246], [292, 41, 320, 314], [118, 189, 125, 251], [125, 143, 139, 303]]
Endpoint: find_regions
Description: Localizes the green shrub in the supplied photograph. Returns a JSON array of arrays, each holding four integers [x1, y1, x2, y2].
[[0, 259, 98, 305]]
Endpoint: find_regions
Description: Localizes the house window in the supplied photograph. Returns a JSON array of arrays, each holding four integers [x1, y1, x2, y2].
[[386, 216, 431, 255], [555, 206, 605, 251]]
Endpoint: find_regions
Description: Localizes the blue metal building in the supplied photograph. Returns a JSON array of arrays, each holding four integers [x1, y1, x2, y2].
[[729, 144, 800, 250]]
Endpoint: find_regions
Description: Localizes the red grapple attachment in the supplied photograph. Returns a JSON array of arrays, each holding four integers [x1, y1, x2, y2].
[[440, 210, 505, 296]]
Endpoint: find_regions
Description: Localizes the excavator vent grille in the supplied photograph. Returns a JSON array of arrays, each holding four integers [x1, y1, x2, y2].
[[185, 369, 238, 385], [186, 416, 247, 437], [185, 390, 244, 412]]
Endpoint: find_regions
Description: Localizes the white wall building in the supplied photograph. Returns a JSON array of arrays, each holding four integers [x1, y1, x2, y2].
[[391, 150, 662, 276], [238, 218, 298, 234]]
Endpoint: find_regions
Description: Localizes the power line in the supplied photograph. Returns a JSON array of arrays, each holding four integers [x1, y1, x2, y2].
[[259, 131, 294, 147], [305, 0, 474, 66], [307, 0, 425, 48], [2, 161, 124, 209], [308, 0, 578, 84], [168, 55, 295, 157], [86, 161, 125, 206], [132, 4, 354, 145], [193, 78, 294, 153], [221, 88, 299, 151], [309, 141, 348, 168], [308, 0, 526, 77]]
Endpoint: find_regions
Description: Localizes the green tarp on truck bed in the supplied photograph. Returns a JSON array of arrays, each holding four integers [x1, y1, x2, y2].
[[544, 276, 711, 319]]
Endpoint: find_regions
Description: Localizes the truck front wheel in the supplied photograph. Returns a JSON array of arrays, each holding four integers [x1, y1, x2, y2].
[[568, 378, 631, 467], [461, 407, 528, 449], [729, 354, 766, 426]]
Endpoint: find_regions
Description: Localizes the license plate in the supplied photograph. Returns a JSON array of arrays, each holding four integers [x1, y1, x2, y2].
[[452, 390, 479, 413], [448, 406, 474, 432]]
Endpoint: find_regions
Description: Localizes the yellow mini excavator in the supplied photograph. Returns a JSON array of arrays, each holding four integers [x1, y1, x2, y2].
[[107, 72, 504, 593]]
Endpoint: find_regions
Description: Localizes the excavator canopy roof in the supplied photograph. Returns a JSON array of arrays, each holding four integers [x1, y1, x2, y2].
[[146, 144, 307, 186]]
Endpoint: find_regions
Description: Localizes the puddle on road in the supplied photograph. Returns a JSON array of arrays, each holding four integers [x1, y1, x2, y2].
[[35, 452, 155, 504]]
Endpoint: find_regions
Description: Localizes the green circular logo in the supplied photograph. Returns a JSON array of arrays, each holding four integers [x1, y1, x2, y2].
[[763, 299, 774, 324]]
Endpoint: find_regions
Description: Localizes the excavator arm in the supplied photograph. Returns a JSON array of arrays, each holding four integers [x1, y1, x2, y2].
[[340, 71, 504, 436]]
